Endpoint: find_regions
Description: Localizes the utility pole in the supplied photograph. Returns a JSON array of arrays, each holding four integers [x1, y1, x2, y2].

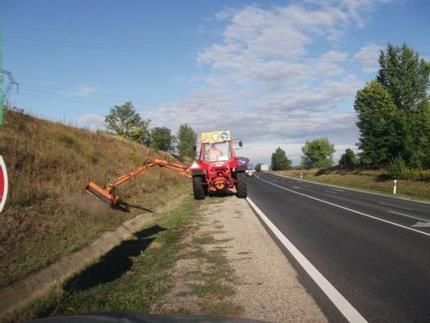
[[1, 69, 20, 126]]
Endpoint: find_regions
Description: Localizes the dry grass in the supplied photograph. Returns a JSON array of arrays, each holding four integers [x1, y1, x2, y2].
[[0, 110, 190, 287], [277, 168, 430, 200]]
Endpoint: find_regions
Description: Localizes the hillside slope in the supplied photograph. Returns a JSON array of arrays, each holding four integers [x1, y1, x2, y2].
[[0, 109, 189, 287]]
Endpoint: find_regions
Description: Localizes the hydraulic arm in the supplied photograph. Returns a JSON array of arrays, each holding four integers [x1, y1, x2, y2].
[[85, 159, 190, 207]]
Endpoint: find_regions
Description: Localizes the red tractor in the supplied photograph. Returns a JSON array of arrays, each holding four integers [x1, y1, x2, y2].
[[85, 130, 248, 208], [189, 130, 248, 199]]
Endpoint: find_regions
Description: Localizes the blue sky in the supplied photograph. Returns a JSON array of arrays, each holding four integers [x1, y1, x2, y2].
[[2, 0, 430, 163]]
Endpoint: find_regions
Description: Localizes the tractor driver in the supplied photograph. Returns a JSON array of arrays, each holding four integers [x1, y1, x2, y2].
[[207, 143, 223, 161]]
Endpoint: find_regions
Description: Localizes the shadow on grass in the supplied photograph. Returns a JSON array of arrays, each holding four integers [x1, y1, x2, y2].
[[64, 225, 166, 292]]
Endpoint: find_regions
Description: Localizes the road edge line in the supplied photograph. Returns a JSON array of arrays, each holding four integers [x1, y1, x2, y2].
[[268, 172, 430, 205], [246, 197, 367, 323], [256, 176, 430, 238]]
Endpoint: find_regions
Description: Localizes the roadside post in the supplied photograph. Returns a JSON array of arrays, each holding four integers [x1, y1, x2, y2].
[[393, 179, 397, 195], [300, 171, 303, 180]]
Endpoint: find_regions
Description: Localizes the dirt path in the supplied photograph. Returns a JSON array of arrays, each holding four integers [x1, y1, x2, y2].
[[152, 196, 327, 322]]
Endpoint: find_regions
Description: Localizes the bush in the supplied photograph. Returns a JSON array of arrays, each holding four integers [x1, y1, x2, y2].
[[388, 156, 430, 181], [388, 156, 407, 179]]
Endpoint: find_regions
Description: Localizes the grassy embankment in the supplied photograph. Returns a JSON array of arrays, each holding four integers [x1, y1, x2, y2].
[[13, 196, 240, 321], [0, 109, 190, 288], [276, 168, 430, 200], [15, 196, 196, 321]]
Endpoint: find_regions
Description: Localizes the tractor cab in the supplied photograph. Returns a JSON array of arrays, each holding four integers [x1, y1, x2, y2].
[[191, 130, 248, 200]]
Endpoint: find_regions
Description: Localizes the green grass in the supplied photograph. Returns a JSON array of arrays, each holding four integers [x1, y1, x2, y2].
[[201, 301, 243, 316], [0, 109, 190, 287], [276, 168, 430, 201], [22, 196, 197, 320], [12, 197, 244, 321], [179, 226, 239, 314]]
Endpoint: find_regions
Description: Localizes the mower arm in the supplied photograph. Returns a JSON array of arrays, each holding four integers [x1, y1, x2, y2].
[[85, 159, 190, 207]]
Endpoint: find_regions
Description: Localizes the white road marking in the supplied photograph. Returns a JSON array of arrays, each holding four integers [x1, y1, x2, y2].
[[388, 210, 428, 222], [247, 197, 367, 323], [255, 176, 430, 238], [378, 201, 413, 212], [324, 189, 342, 194], [270, 172, 430, 206], [412, 221, 430, 228], [332, 188, 344, 192]]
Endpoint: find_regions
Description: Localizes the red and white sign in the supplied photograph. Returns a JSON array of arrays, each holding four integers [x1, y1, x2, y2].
[[0, 156, 8, 212]]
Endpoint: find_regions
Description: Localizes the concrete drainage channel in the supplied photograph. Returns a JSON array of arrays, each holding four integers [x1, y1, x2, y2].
[[0, 195, 187, 320]]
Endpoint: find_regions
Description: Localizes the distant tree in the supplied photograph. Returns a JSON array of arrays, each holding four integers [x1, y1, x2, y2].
[[271, 147, 292, 171], [255, 163, 262, 172], [177, 123, 197, 159], [150, 127, 172, 152], [301, 138, 335, 169], [105, 101, 150, 145], [338, 149, 357, 168], [354, 80, 406, 166]]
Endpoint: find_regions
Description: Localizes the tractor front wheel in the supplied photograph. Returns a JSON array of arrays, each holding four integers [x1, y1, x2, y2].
[[236, 172, 247, 198], [193, 176, 205, 200]]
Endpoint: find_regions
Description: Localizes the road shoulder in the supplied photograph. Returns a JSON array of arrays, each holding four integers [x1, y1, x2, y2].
[[152, 196, 327, 322]]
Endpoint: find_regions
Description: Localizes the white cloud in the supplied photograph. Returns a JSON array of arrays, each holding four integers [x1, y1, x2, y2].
[[58, 86, 97, 97], [353, 44, 383, 73], [149, 1, 393, 164], [78, 113, 105, 130]]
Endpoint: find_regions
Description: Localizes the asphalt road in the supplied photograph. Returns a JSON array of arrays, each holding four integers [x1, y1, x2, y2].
[[247, 173, 430, 322]]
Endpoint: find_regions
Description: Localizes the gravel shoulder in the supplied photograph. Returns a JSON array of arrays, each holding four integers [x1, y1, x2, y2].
[[152, 195, 327, 322]]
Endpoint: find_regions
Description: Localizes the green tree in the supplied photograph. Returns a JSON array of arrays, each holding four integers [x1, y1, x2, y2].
[[338, 149, 357, 168], [301, 138, 335, 169], [255, 163, 262, 172], [354, 44, 430, 168], [177, 123, 197, 159], [105, 102, 150, 145], [377, 44, 430, 168], [271, 147, 292, 171], [150, 127, 172, 152], [354, 80, 406, 166], [377, 44, 430, 111]]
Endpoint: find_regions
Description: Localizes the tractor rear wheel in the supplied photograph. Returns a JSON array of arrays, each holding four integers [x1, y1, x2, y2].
[[236, 172, 247, 198], [193, 176, 205, 200]]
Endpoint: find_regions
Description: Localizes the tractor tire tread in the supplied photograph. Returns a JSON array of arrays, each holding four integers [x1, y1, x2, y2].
[[193, 176, 205, 200], [236, 172, 247, 198]]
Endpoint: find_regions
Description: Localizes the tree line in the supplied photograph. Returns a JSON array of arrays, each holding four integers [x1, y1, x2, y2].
[[269, 43, 430, 175], [270, 138, 338, 171], [104, 101, 197, 160]]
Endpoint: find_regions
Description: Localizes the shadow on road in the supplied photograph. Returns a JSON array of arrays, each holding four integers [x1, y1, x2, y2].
[[64, 225, 166, 292], [208, 191, 236, 198]]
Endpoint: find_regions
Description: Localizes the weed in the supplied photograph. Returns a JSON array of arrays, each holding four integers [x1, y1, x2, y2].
[[60, 132, 81, 151]]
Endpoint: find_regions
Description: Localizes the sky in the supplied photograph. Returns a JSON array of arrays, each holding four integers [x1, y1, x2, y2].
[[2, 0, 430, 164]]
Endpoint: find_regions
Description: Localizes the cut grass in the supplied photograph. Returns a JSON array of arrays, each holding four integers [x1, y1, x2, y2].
[[20, 196, 198, 321], [0, 109, 190, 287], [276, 169, 430, 201]]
